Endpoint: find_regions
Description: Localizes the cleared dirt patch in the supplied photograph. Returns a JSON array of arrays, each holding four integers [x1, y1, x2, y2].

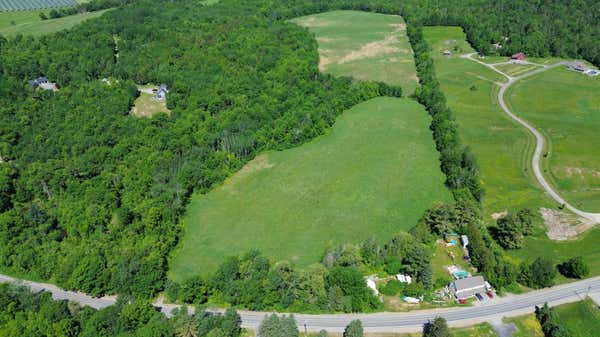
[[540, 208, 595, 240], [491, 210, 508, 220]]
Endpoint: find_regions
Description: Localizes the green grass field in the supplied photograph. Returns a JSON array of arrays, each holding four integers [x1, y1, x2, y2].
[[169, 97, 452, 279], [0, 9, 108, 36], [423, 26, 600, 274], [292, 11, 418, 94], [423, 26, 552, 216], [507, 67, 600, 212], [506, 298, 600, 337]]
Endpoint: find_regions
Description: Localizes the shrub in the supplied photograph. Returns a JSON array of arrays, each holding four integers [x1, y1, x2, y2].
[[558, 256, 589, 279], [380, 280, 403, 296], [519, 257, 556, 289]]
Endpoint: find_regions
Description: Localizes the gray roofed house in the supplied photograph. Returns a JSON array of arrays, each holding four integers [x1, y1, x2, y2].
[[29, 76, 57, 91], [450, 275, 486, 299]]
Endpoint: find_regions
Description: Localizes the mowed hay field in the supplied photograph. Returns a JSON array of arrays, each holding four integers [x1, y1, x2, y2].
[[507, 67, 600, 212], [169, 97, 452, 279], [423, 26, 552, 215], [0, 9, 108, 36], [424, 26, 600, 275], [292, 11, 418, 94]]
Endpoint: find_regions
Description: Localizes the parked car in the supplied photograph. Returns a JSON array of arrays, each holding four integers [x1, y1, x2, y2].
[[458, 298, 467, 304], [475, 293, 484, 301], [486, 291, 494, 299]]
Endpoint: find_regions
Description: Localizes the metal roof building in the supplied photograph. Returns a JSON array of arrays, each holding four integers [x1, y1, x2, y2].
[[451, 275, 486, 299]]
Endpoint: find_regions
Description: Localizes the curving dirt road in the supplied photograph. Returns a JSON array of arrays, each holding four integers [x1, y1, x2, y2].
[[463, 54, 600, 224]]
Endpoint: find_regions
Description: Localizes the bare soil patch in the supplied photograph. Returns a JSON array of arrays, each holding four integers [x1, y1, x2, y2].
[[540, 207, 595, 240], [491, 210, 508, 220]]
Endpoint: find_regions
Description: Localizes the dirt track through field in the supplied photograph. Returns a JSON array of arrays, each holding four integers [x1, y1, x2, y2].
[[462, 53, 600, 225]]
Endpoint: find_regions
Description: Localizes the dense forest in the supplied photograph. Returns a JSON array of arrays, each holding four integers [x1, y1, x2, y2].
[[1, 0, 597, 307]]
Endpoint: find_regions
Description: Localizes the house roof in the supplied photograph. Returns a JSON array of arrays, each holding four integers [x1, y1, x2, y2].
[[453, 276, 485, 292]]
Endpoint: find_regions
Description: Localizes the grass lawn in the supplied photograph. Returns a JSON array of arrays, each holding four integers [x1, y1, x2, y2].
[[506, 298, 600, 337], [507, 67, 600, 212], [431, 241, 471, 285], [423, 26, 600, 274], [504, 313, 543, 337], [0, 9, 108, 37], [292, 11, 418, 95], [169, 97, 452, 279], [423, 26, 553, 216]]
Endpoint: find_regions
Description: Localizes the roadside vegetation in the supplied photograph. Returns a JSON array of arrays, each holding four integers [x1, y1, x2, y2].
[[507, 299, 600, 337]]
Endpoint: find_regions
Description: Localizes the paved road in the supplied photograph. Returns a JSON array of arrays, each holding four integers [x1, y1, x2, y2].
[[463, 53, 600, 224], [2, 273, 600, 333]]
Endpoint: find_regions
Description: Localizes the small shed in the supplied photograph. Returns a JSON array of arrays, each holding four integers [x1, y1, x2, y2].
[[460, 235, 469, 248], [443, 50, 452, 56], [366, 279, 379, 295], [511, 52, 526, 61], [450, 276, 486, 300]]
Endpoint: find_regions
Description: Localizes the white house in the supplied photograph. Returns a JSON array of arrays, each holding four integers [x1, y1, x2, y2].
[[156, 84, 169, 100]]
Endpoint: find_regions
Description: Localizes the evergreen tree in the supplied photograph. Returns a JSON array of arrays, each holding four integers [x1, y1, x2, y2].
[[423, 317, 451, 337], [343, 320, 363, 337]]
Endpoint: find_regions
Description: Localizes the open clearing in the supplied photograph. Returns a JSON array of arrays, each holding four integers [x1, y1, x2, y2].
[[292, 10, 418, 94], [0, 9, 109, 36], [507, 67, 600, 212], [169, 97, 451, 279], [505, 298, 600, 337], [130, 86, 170, 117], [424, 26, 600, 275]]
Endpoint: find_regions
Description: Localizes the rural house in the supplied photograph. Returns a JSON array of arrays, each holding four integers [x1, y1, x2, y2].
[[29, 76, 57, 91], [29, 76, 48, 88], [450, 275, 487, 300], [156, 84, 169, 100], [511, 52, 526, 61]]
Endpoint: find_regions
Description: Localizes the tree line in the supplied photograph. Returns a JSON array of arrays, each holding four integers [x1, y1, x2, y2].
[[40, 0, 137, 20]]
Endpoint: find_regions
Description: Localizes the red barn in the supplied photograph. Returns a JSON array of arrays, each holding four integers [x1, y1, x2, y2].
[[511, 52, 526, 61]]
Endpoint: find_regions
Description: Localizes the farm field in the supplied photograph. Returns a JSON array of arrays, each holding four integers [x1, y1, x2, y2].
[[505, 298, 600, 337], [169, 97, 452, 279], [423, 26, 552, 215], [292, 11, 418, 94], [0, 8, 108, 36], [423, 26, 600, 274], [507, 67, 600, 212]]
